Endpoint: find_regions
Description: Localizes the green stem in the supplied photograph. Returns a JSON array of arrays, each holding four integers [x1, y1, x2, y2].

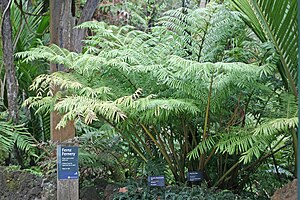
[[131, 127, 153, 158], [199, 73, 213, 170], [141, 124, 179, 180], [214, 162, 239, 187]]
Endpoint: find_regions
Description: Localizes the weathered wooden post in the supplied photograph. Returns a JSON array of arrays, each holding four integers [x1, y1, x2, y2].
[[49, 1, 100, 199], [50, 1, 77, 199], [57, 143, 79, 199]]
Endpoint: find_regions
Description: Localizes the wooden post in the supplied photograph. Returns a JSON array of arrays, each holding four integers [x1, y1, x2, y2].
[[50, 111, 75, 142], [50, 1, 77, 199], [57, 143, 79, 200], [57, 180, 79, 200], [50, 0, 76, 142], [49, 1, 100, 199]]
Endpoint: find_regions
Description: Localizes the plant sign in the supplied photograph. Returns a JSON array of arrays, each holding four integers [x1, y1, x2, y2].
[[187, 171, 203, 182], [148, 176, 165, 187], [57, 146, 79, 180]]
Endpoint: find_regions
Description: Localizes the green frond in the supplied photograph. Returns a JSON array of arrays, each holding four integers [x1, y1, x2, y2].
[[114, 88, 144, 106], [54, 96, 127, 128], [254, 117, 298, 136], [78, 86, 112, 100], [11, 1, 49, 52], [24, 96, 56, 115], [0, 121, 35, 155], [239, 134, 288, 164], [188, 136, 216, 160], [16, 44, 78, 67], [215, 115, 296, 164], [133, 98, 200, 124], [29, 72, 83, 94], [239, 143, 264, 164], [215, 131, 265, 164], [78, 149, 98, 165]]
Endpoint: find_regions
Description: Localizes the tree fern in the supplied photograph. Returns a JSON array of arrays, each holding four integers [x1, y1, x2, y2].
[[17, 5, 289, 186]]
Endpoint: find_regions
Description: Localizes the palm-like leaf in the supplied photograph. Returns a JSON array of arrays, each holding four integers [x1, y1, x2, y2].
[[230, 0, 298, 97]]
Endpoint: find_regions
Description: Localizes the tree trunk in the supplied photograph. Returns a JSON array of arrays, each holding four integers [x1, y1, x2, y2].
[[2, 0, 26, 169], [73, 0, 99, 52], [1, 0, 19, 123], [199, 0, 207, 8]]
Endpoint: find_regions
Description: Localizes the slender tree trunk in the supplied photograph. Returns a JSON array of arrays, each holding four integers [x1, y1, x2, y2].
[[73, 0, 99, 52], [1, 0, 19, 123], [2, 0, 26, 168], [199, 0, 207, 8]]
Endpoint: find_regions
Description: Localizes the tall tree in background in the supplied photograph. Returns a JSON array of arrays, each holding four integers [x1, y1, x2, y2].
[[199, 0, 207, 8], [50, 0, 100, 142], [1, 0, 19, 123]]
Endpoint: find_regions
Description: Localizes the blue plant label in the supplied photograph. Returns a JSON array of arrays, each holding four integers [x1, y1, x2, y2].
[[148, 176, 165, 187], [187, 171, 203, 182], [57, 146, 79, 180]]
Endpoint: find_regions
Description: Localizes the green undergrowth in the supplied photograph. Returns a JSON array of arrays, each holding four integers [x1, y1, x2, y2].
[[113, 184, 266, 200]]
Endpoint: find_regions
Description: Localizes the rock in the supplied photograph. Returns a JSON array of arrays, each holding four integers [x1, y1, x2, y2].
[[0, 167, 59, 200], [80, 186, 101, 200], [271, 179, 297, 200], [94, 178, 108, 191], [40, 181, 57, 200], [104, 184, 119, 200], [0, 166, 119, 200]]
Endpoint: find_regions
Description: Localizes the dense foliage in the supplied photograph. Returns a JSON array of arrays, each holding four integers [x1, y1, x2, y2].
[[113, 184, 261, 200], [0, 0, 297, 199]]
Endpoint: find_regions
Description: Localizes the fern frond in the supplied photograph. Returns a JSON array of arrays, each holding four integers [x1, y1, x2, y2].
[[16, 45, 79, 66], [78, 86, 112, 100], [215, 115, 297, 164], [254, 117, 298, 136], [188, 136, 217, 160], [0, 121, 35, 154], [54, 96, 127, 129]]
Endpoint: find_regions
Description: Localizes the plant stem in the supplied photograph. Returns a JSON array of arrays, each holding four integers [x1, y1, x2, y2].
[[199, 73, 213, 170]]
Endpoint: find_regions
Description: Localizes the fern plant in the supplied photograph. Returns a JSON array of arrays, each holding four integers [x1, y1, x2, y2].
[[16, 2, 291, 189], [0, 112, 36, 162]]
